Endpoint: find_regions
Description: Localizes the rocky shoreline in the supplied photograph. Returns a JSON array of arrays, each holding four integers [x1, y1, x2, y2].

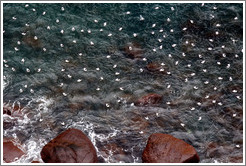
[[3, 89, 243, 163], [3, 94, 201, 163], [3, 128, 200, 163]]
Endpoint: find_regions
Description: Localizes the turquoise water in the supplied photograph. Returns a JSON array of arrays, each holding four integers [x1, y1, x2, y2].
[[3, 3, 243, 163]]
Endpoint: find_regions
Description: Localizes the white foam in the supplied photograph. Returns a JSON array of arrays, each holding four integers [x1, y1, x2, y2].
[[68, 120, 121, 162], [3, 96, 54, 163], [35, 97, 54, 113], [15, 138, 47, 163], [3, 75, 9, 90]]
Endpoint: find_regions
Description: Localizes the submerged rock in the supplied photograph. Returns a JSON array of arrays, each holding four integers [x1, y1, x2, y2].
[[146, 62, 168, 74], [124, 42, 144, 59], [100, 143, 127, 162], [3, 105, 25, 130], [3, 121, 15, 130], [3, 107, 11, 116], [205, 141, 243, 163], [3, 138, 25, 163], [142, 133, 199, 163], [3, 105, 24, 117], [23, 34, 42, 49], [68, 102, 84, 111], [41, 128, 98, 163], [130, 112, 149, 131], [135, 93, 162, 106]]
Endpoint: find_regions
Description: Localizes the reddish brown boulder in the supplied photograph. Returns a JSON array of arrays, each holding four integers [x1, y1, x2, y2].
[[3, 138, 25, 163], [41, 128, 98, 163], [135, 94, 162, 106], [142, 133, 200, 163]]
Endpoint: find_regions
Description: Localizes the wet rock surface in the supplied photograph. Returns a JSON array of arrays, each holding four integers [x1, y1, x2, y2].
[[3, 107, 12, 116], [3, 104, 25, 117], [142, 133, 200, 163], [41, 128, 98, 163], [3, 138, 25, 163]]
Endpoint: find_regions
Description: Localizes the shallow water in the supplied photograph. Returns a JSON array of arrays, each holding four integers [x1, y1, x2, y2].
[[3, 3, 243, 163]]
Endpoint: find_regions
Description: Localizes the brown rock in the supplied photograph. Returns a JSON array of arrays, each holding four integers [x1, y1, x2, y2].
[[31, 161, 40, 163], [135, 94, 162, 106], [3, 105, 24, 117], [41, 128, 98, 163], [146, 62, 167, 73], [142, 133, 200, 163], [13, 104, 23, 111], [3, 105, 24, 130], [3, 107, 12, 116], [3, 138, 25, 163]]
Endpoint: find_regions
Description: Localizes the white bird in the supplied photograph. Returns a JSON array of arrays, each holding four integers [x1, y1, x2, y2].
[[139, 15, 145, 21]]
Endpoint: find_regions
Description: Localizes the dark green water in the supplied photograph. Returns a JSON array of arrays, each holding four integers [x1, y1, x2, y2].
[[3, 3, 243, 163]]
